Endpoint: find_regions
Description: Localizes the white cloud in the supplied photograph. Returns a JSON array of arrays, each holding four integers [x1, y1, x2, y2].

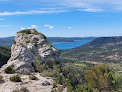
[[37, 0, 122, 12], [44, 25, 54, 29], [20, 26, 25, 30], [80, 8, 104, 12], [28, 25, 38, 29], [67, 27, 72, 29], [0, 9, 68, 16], [49, 26, 54, 29], [44, 25, 50, 27]]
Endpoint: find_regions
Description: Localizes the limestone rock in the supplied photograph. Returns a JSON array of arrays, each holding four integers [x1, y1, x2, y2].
[[0, 29, 63, 74]]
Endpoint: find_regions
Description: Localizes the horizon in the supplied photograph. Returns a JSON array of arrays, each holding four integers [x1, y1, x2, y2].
[[1, 0, 122, 37]]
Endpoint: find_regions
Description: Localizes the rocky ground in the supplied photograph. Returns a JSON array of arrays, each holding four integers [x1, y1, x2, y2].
[[0, 73, 67, 92]]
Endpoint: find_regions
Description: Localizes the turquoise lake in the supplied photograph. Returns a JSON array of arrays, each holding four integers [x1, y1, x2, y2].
[[53, 40, 92, 50]]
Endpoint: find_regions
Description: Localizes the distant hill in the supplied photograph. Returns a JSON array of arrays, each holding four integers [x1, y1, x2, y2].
[[63, 36, 122, 63], [0, 46, 11, 68], [0, 36, 15, 48], [0, 36, 96, 48]]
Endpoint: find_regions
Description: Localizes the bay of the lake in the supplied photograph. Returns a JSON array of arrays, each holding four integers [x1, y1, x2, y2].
[[53, 40, 92, 50]]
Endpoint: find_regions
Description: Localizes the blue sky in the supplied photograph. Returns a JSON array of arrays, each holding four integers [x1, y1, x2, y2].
[[0, 0, 122, 37]]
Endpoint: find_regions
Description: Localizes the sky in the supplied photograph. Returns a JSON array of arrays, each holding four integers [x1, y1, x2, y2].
[[0, 0, 122, 37]]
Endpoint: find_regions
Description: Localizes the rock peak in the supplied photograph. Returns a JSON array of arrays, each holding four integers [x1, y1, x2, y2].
[[0, 29, 63, 74]]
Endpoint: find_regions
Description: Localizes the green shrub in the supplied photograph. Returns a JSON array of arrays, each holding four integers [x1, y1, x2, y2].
[[20, 87, 28, 92], [0, 75, 3, 83], [58, 86, 63, 92], [26, 40, 30, 43], [75, 84, 93, 92], [4, 65, 14, 74], [19, 29, 31, 34], [13, 87, 28, 92], [40, 70, 57, 77], [52, 88, 57, 92], [29, 75, 38, 80], [59, 49, 62, 52], [33, 30, 39, 35], [13, 40, 16, 44], [52, 81, 57, 88], [57, 74, 63, 84], [9, 75, 21, 82]]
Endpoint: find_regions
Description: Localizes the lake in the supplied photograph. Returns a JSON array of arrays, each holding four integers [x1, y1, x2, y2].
[[53, 40, 92, 50]]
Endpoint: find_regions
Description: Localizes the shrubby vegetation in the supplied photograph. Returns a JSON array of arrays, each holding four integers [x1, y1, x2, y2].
[[0, 75, 3, 83], [13, 87, 28, 92], [18, 29, 31, 34], [34, 56, 121, 92], [13, 40, 16, 44], [4, 64, 14, 74], [18, 29, 47, 39], [9, 75, 21, 82], [29, 75, 38, 80], [85, 64, 114, 92]]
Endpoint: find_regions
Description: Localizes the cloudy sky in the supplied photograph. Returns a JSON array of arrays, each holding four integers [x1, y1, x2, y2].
[[0, 0, 122, 37]]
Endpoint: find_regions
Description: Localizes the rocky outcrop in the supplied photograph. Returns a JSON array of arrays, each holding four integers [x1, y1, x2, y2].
[[0, 29, 63, 73]]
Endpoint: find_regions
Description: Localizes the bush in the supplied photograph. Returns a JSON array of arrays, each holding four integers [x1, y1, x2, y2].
[[9, 75, 21, 82], [40, 70, 57, 77], [19, 29, 31, 34], [57, 74, 63, 84], [26, 40, 30, 43], [13, 87, 28, 92], [33, 30, 39, 35], [58, 86, 63, 92], [13, 40, 16, 44], [29, 75, 38, 80], [75, 84, 93, 92], [4, 65, 14, 74], [52, 81, 57, 88], [0, 75, 3, 83], [20, 87, 28, 92]]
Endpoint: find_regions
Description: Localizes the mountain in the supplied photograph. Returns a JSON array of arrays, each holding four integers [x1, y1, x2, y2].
[[0, 36, 97, 48], [0, 46, 10, 68], [63, 36, 122, 63]]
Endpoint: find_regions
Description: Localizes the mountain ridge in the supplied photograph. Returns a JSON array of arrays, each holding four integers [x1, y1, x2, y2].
[[63, 36, 122, 63]]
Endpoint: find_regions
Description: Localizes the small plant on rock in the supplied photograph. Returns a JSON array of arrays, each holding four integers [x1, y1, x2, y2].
[[4, 65, 14, 74], [9, 75, 21, 82], [13, 40, 16, 44], [29, 75, 38, 80], [20, 87, 28, 92], [26, 40, 30, 43], [0, 75, 3, 83], [13, 87, 28, 92]]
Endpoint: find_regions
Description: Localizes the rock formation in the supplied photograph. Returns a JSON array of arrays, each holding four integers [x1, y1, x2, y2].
[[0, 29, 63, 73]]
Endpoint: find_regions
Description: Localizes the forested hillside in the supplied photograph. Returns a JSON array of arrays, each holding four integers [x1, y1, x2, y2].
[[63, 36, 122, 63], [0, 46, 11, 67]]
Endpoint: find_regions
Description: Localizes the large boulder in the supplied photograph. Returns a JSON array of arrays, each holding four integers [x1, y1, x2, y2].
[[0, 29, 63, 74]]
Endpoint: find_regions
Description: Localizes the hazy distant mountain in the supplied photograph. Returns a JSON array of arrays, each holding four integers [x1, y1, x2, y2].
[[0, 36, 97, 48], [63, 36, 122, 63]]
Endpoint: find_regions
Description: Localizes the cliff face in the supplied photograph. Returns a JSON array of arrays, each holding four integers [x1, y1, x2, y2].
[[0, 29, 63, 73]]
